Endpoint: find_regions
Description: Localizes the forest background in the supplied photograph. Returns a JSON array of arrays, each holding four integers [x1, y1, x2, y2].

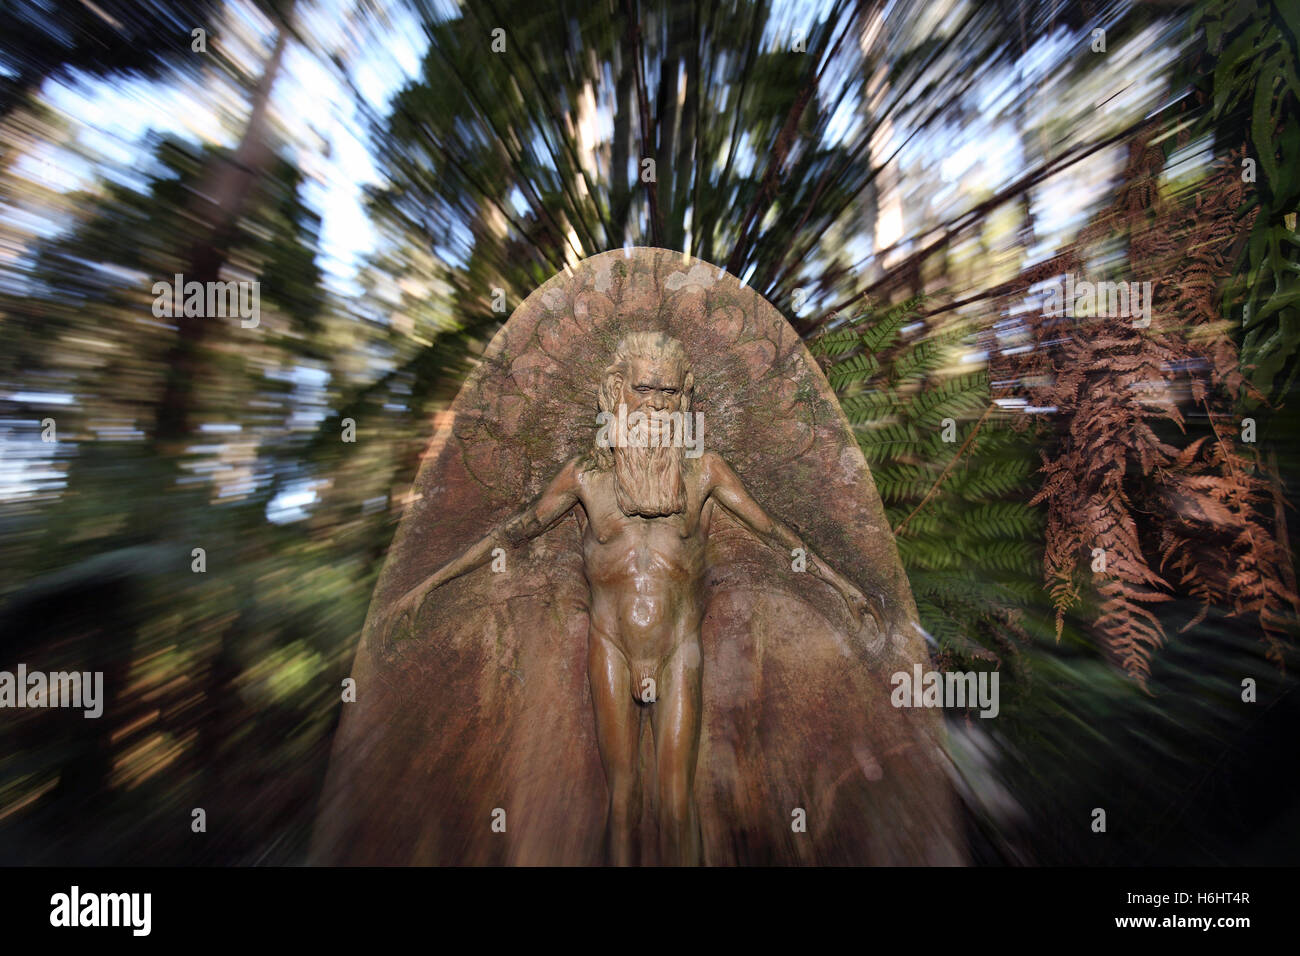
[[0, 0, 1296, 864]]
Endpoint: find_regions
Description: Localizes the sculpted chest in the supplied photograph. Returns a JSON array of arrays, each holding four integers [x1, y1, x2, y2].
[[576, 469, 711, 546]]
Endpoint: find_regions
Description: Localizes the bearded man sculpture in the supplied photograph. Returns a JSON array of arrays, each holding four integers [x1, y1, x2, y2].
[[312, 248, 963, 867], [382, 331, 883, 865]]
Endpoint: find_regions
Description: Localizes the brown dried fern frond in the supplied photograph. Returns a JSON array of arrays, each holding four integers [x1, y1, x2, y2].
[[994, 130, 1298, 684]]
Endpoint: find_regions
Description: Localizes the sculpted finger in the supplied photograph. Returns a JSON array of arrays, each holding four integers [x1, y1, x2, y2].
[[869, 592, 887, 626], [847, 596, 866, 632]]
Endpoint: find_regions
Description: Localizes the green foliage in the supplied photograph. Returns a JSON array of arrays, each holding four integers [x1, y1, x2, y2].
[[817, 295, 1042, 660], [1191, 0, 1300, 401]]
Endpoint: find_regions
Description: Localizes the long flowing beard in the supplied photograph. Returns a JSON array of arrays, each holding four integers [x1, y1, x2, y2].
[[612, 420, 686, 517]]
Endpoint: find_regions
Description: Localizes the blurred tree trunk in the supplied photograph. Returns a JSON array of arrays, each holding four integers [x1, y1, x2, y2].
[[144, 7, 296, 845], [153, 16, 290, 457]]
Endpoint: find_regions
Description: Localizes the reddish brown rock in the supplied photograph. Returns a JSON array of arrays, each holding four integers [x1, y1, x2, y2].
[[311, 247, 963, 865]]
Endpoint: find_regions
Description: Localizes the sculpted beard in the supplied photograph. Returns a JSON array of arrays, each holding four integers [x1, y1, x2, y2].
[[597, 365, 688, 518], [612, 414, 686, 517]]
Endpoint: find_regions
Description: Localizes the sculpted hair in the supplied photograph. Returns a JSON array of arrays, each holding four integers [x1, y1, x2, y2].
[[595, 332, 694, 468]]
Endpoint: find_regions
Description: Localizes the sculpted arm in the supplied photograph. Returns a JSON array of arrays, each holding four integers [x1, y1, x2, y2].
[[383, 458, 582, 630], [704, 453, 886, 632]]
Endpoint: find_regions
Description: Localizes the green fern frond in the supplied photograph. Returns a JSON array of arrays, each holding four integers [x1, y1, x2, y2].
[[816, 291, 1042, 660], [826, 353, 882, 389]]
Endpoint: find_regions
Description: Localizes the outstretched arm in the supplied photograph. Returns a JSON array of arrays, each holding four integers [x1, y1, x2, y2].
[[383, 458, 583, 631], [703, 453, 886, 632]]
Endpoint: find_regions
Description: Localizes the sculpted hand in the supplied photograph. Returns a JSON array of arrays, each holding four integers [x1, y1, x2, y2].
[[381, 575, 440, 639], [840, 582, 887, 634]]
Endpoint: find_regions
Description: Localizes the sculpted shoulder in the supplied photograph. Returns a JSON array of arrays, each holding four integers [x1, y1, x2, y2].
[[565, 453, 606, 497], [697, 450, 737, 494], [557, 455, 590, 488]]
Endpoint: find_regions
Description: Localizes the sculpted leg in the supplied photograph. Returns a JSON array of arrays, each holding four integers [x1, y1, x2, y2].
[[650, 640, 703, 866], [588, 631, 642, 865]]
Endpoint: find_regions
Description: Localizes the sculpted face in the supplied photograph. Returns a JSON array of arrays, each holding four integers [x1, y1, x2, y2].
[[621, 356, 685, 447], [622, 356, 685, 412]]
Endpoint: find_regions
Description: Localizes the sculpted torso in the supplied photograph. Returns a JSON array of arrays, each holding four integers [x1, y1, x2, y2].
[[576, 460, 710, 691]]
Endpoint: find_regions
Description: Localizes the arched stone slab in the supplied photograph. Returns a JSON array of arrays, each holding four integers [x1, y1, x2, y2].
[[312, 248, 962, 865]]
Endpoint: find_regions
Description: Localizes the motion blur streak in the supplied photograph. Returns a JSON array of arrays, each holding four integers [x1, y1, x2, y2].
[[0, 0, 1297, 864]]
